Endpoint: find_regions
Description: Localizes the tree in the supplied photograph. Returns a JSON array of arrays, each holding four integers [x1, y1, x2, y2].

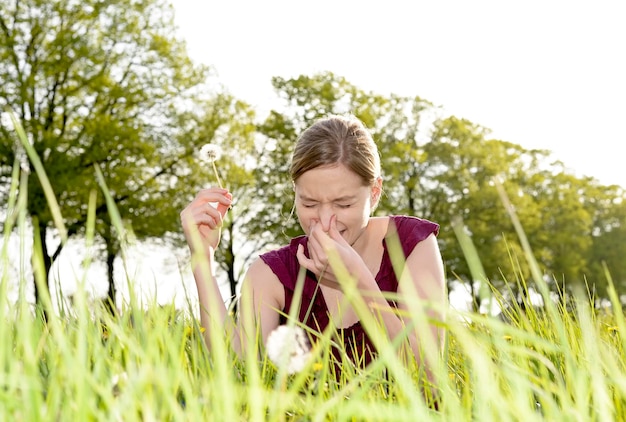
[[524, 172, 593, 288], [569, 180, 626, 299], [0, 0, 215, 313], [420, 117, 540, 305]]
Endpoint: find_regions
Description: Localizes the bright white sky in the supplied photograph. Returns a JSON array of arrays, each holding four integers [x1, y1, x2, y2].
[[171, 0, 625, 188]]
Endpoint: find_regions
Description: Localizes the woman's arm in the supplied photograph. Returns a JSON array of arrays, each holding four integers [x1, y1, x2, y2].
[[395, 234, 447, 376], [351, 234, 446, 375], [181, 188, 283, 355], [180, 188, 233, 350], [238, 259, 284, 350]]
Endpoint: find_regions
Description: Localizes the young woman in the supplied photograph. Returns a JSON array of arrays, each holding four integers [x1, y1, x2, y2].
[[181, 114, 447, 379]]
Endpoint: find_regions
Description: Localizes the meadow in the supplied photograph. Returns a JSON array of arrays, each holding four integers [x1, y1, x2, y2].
[[2, 118, 625, 421]]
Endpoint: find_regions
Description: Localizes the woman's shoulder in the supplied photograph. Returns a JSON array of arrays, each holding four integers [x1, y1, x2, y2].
[[389, 215, 439, 234], [370, 215, 439, 234], [259, 235, 306, 264], [376, 215, 439, 257], [257, 236, 307, 287], [244, 255, 286, 311]]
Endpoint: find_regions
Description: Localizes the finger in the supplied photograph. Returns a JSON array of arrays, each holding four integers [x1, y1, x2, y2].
[[194, 188, 232, 206], [181, 201, 216, 226], [309, 221, 331, 248], [216, 192, 233, 216], [187, 201, 225, 231], [195, 211, 222, 230], [326, 215, 347, 245], [312, 224, 337, 254], [196, 187, 229, 197], [192, 190, 231, 217], [306, 231, 323, 259], [296, 244, 316, 273], [308, 248, 327, 275], [298, 240, 329, 277], [307, 229, 328, 270]]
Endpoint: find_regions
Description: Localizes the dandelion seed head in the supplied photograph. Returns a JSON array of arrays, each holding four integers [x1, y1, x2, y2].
[[266, 325, 311, 374], [199, 143, 225, 187], [199, 144, 222, 163]]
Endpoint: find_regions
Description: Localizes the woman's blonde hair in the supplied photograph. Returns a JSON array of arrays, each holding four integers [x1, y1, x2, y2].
[[289, 115, 381, 186]]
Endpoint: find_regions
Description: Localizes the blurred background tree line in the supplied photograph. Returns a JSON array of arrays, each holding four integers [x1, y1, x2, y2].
[[1, 0, 625, 316]]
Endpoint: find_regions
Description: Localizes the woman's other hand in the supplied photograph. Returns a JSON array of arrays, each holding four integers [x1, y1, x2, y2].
[[180, 187, 232, 256]]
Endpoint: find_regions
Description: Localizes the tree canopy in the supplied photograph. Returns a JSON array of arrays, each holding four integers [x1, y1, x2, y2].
[[253, 72, 626, 306], [0, 0, 241, 310], [2, 1, 624, 312]]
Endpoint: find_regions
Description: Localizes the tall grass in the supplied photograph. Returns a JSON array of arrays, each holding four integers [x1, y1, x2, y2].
[[2, 116, 626, 420]]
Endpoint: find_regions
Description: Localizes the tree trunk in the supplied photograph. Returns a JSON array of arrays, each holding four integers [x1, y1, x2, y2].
[[104, 240, 117, 316], [470, 281, 480, 313], [216, 217, 238, 313], [407, 185, 415, 214], [227, 249, 237, 313], [226, 221, 237, 314], [32, 218, 52, 322]]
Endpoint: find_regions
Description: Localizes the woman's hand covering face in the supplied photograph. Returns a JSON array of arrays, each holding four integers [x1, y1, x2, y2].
[[296, 215, 367, 290]]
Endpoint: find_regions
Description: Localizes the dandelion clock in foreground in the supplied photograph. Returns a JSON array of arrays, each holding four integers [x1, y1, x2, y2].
[[266, 325, 312, 374]]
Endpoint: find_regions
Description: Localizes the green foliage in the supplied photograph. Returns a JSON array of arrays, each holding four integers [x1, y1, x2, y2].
[[253, 72, 626, 303], [588, 196, 626, 295], [3, 3, 625, 311], [0, 0, 242, 306]]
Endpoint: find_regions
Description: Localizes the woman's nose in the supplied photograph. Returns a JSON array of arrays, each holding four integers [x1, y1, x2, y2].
[[317, 206, 333, 231]]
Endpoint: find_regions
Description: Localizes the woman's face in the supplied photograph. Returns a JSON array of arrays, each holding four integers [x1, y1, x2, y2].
[[294, 164, 380, 244]]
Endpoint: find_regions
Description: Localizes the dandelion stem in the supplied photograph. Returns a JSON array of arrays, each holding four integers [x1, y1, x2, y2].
[[211, 161, 223, 189]]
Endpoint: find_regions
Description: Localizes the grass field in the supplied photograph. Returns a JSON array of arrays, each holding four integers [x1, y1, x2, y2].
[[2, 258, 624, 420]]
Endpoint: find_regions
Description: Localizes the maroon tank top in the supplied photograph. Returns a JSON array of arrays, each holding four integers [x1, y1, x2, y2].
[[259, 215, 439, 368]]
